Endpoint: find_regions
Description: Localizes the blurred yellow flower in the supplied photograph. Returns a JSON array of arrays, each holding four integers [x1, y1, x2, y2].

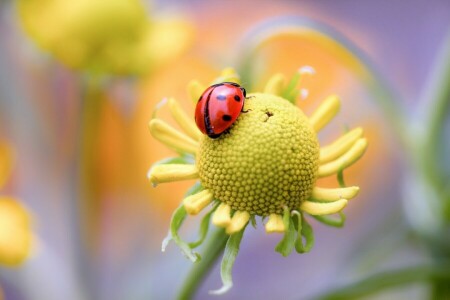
[[0, 142, 33, 267], [17, 0, 194, 75]]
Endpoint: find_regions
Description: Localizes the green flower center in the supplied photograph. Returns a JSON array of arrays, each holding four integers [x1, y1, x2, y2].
[[197, 93, 320, 216]]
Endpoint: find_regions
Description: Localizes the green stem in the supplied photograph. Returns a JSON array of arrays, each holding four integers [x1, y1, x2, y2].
[[431, 278, 450, 300], [177, 228, 228, 300], [79, 76, 104, 253], [315, 263, 450, 300], [73, 75, 105, 299], [421, 33, 450, 204]]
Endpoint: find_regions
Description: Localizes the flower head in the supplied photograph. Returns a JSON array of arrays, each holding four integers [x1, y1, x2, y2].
[[0, 142, 33, 267], [148, 68, 367, 293], [17, 0, 194, 75]]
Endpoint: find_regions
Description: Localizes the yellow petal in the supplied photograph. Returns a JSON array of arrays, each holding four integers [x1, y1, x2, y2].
[[309, 95, 341, 132], [0, 197, 33, 266], [318, 138, 368, 177], [213, 67, 241, 84], [187, 80, 206, 103], [265, 214, 285, 233], [168, 98, 202, 141], [212, 203, 231, 227], [147, 164, 198, 185], [149, 119, 199, 155], [263, 73, 286, 96], [183, 189, 213, 215], [300, 199, 348, 215], [320, 127, 364, 164], [226, 211, 250, 234], [311, 186, 360, 202]]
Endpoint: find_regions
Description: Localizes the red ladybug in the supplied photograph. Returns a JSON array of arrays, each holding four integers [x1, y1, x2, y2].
[[195, 82, 247, 138]]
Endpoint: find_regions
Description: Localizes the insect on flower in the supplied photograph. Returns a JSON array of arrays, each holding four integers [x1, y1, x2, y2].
[[148, 68, 368, 294], [194, 82, 247, 138]]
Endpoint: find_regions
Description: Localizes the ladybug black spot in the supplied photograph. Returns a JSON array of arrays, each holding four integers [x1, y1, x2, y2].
[[216, 95, 227, 101], [222, 114, 232, 122], [234, 95, 241, 102]]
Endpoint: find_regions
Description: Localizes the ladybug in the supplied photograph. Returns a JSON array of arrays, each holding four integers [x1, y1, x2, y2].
[[195, 82, 247, 138]]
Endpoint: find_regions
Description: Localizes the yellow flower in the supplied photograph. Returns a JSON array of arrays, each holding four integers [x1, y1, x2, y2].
[[0, 142, 33, 267], [17, 0, 194, 75], [148, 68, 367, 293]]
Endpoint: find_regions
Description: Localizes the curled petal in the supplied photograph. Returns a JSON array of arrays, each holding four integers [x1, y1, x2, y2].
[[265, 213, 285, 233], [149, 119, 199, 155], [168, 98, 202, 141], [300, 199, 348, 215], [309, 95, 341, 132], [320, 127, 364, 164], [318, 138, 368, 177], [311, 186, 360, 202], [212, 203, 232, 227], [226, 211, 250, 235], [148, 164, 198, 185], [264, 73, 286, 96], [183, 189, 213, 215], [187, 80, 206, 103], [213, 67, 241, 85]]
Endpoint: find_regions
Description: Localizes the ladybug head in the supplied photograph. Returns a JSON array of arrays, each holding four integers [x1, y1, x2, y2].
[[240, 87, 247, 98]]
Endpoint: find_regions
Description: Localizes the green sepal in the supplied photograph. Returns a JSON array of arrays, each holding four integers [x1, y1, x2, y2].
[[185, 181, 203, 195], [275, 207, 296, 257], [152, 155, 195, 167], [337, 167, 347, 188], [188, 202, 219, 249], [162, 204, 199, 262], [293, 212, 315, 253], [161, 182, 204, 262], [209, 226, 247, 295], [313, 212, 346, 228], [282, 72, 301, 104], [250, 215, 257, 228]]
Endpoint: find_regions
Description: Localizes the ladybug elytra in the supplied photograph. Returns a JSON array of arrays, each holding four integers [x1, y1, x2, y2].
[[195, 82, 247, 138]]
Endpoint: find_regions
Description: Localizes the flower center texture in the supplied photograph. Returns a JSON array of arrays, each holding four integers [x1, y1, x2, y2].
[[197, 93, 320, 216]]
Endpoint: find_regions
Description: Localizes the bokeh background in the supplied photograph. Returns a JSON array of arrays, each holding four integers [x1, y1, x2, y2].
[[0, 0, 449, 299]]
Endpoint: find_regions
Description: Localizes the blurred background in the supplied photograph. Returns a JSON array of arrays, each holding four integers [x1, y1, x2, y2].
[[0, 0, 449, 299]]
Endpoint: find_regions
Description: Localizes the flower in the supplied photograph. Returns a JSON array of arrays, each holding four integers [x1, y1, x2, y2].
[[0, 142, 33, 267], [148, 68, 368, 293], [17, 0, 194, 75]]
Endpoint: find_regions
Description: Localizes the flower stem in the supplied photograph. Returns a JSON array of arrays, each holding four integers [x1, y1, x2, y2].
[[315, 263, 450, 300], [73, 75, 105, 299], [79, 76, 104, 252], [421, 33, 450, 211], [177, 228, 228, 300]]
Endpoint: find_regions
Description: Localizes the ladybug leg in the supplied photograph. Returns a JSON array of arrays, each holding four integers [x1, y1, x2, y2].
[[241, 96, 254, 113], [220, 128, 232, 136]]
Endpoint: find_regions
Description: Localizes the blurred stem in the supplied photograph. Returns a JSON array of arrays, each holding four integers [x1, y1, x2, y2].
[[421, 33, 450, 208], [431, 279, 450, 300], [236, 17, 410, 147], [75, 75, 105, 299], [177, 228, 228, 300], [315, 263, 450, 300], [80, 76, 104, 253]]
